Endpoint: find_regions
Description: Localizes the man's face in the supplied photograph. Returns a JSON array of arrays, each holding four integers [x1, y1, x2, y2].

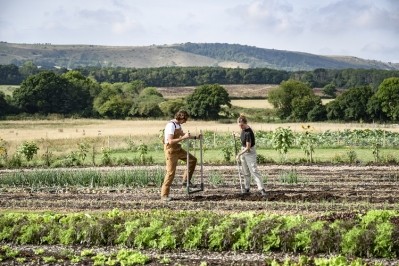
[[180, 117, 188, 124]]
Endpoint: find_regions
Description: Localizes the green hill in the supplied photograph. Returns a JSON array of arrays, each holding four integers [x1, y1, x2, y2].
[[0, 42, 398, 71]]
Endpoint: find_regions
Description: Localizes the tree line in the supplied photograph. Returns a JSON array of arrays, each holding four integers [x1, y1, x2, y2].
[[268, 78, 399, 122], [0, 70, 231, 120], [1, 68, 399, 123], [1, 63, 399, 90]]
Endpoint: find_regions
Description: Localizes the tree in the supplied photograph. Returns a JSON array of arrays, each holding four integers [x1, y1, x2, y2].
[[268, 79, 322, 121], [13, 71, 89, 115], [93, 83, 134, 118], [130, 87, 165, 117], [326, 99, 344, 121], [326, 85, 373, 121], [159, 99, 186, 117], [186, 84, 231, 119], [307, 104, 327, 121], [62, 70, 101, 116], [322, 83, 337, 98], [371, 77, 399, 121], [0, 64, 23, 84], [366, 95, 387, 122], [0, 92, 11, 117], [19, 61, 39, 79]]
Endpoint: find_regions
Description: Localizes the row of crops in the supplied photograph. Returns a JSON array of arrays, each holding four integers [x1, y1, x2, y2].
[[0, 168, 165, 188], [1, 128, 399, 169], [0, 209, 398, 259], [203, 128, 399, 149]]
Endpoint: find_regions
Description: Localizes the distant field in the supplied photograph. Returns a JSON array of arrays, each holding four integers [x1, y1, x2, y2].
[[0, 85, 18, 96], [231, 98, 333, 109], [2, 84, 276, 99], [1, 119, 398, 143], [231, 99, 273, 109], [158, 84, 278, 99]]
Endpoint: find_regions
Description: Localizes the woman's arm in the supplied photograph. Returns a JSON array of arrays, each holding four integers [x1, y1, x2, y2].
[[236, 141, 251, 160]]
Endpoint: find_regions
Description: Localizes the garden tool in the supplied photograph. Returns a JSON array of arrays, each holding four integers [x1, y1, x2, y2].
[[186, 130, 204, 194], [233, 132, 244, 194]]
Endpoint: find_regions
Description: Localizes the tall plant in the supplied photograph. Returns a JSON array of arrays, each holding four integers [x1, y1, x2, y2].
[[298, 125, 318, 163], [18, 141, 39, 161], [272, 127, 294, 162]]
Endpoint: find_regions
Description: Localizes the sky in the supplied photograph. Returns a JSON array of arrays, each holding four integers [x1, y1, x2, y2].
[[0, 0, 398, 63]]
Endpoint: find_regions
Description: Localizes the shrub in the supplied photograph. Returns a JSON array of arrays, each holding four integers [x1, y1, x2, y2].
[[18, 141, 39, 161]]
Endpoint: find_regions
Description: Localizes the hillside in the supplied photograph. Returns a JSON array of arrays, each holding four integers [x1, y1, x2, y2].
[[0, 42, 398, 71]]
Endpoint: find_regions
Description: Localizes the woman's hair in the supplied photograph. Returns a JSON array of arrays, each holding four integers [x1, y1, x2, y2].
[[175, 110, 189, 121], [237, 115, 247, 124]]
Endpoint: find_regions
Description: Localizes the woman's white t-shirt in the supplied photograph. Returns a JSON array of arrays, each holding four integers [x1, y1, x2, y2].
[[164, 121, 181, 144]]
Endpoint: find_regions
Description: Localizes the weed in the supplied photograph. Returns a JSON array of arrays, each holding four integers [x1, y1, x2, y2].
[[7, 152, 22, 167], [208, 172, 224, 186], [221, 145, 233, 162], [346, 148, 358, 164], [43, 256, 57, 263], [279, 169, 300, 184], [41, 147, 54, 167], [77, 142, 90, 162], [137, 142, 148, 164], [298, 128, 318, 163], [159, 255, 171, 264], [34, 248, 45, 255], [101, 147, 112, 165]]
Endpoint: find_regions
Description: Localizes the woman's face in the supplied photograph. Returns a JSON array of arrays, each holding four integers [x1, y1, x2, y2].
[[238, 122, 245, 130]]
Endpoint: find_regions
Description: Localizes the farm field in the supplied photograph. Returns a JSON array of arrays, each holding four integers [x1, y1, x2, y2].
[[2, 164, 399, 214], [157, 84, 278, 99], [1, 118, 398, 142], [1, 119, 399, 265], [231, 99, 333, 109], [1, 165, 399, 265]]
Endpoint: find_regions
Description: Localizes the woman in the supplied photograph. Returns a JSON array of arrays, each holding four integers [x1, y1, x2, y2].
[[235, 115, 267, 197]]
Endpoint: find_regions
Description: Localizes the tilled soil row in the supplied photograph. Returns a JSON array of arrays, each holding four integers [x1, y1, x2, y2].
[[1, 165, 398, 214], [2, 245, 399, 266]]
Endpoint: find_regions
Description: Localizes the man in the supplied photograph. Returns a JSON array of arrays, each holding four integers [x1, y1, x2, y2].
[[161, 110, 200, 201], [235, 115, 267, 197]]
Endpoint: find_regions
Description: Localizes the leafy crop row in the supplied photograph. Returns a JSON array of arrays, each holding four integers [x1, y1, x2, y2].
[[0, 245, 150, 265], [0, 209, 398, 258]]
